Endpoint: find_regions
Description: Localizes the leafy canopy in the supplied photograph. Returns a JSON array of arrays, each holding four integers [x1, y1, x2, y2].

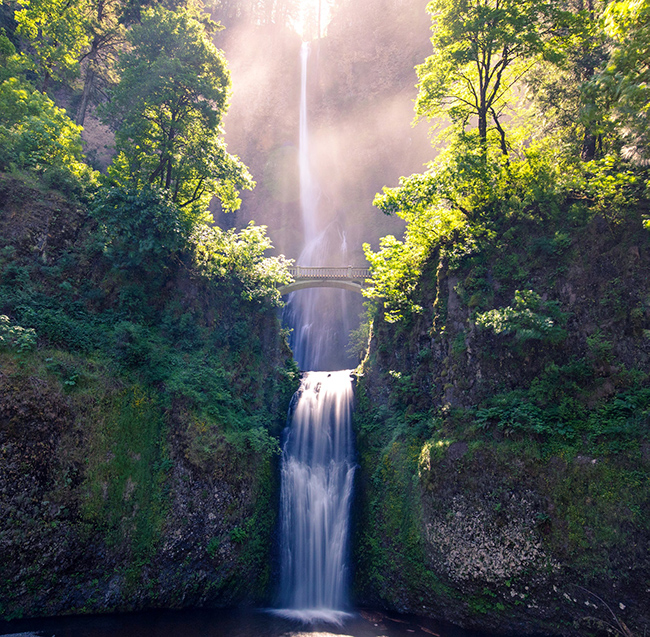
[[475, 289, 567, 343], [415, 0, 558, 152], [595, 0, 650, 161], [14, 0, 90, 89], [526, 1, 611, 160], [0, 75, 94, 185], [104, 5, 253, 223], [193, 222, 293, 306], [92, 183, 192, 274]]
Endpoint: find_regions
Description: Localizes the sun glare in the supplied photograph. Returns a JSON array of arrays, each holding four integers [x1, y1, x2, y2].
[[293, 0, 333, 41]]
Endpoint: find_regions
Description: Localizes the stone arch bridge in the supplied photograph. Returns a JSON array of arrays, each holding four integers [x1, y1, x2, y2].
[[279, 266, 371, 295]]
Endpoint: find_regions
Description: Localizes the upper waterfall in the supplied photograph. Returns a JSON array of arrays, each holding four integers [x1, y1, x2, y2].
[[285, 42, 361, 371], [299, 42, 318, 245]]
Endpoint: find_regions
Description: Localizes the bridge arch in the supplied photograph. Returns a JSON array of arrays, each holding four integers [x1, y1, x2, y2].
[[279, 279, 364, 295], [279, 266, 370, 296]]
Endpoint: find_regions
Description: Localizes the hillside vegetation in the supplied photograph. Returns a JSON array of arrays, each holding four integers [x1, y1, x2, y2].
[[353, 0, 650, 635], [0, 0, 298, 619]]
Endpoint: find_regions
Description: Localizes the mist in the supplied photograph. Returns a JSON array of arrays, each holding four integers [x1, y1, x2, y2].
[[213, 0, 433, 263]]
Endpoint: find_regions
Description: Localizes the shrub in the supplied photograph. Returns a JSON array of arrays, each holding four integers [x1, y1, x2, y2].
[[475, 289, 567, 344], [0, 77, 96, 195], [0, 314, 36, 352], [92, 184, 191, 274]]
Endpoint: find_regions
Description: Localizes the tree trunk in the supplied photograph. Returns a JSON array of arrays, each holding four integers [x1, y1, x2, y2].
[[76, 65, 95, 126], [478, 109, 488, 145], [478, 81, 488, 146], [76, 34, 102, 126], [40, 70, 51, 94], [491, 108, 508, 156]]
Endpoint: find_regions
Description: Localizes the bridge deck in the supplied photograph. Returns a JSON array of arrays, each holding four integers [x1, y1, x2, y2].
[[287, 266, 370, 280], [279, 266, 371, 295]]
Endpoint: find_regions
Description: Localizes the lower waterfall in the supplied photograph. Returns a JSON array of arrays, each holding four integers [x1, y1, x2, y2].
[[275, 370, 356, 624]]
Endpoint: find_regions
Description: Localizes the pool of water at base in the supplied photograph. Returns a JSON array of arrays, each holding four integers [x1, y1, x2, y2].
[[0, 608, 505, 637]]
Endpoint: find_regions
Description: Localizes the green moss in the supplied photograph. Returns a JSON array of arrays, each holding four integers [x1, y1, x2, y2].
[[81, 386, 169, 564]]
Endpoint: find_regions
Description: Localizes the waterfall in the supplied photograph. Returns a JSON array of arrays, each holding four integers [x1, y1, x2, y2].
[[277, 371, 355, 624], [286, 42, 358, 371], [299, 42, 317, 246], [274, 42, 356, 625]]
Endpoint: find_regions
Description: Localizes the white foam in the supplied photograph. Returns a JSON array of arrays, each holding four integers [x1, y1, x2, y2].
[[269, 607, 354, 626]]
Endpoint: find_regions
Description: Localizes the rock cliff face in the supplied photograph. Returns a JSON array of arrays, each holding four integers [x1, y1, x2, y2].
[[0, 175, 297, 620], [0, 364, 281, 617], [352, 210, 650, 636]]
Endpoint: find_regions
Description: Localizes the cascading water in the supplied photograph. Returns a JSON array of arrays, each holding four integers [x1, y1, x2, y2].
[[275, 42, 356, 624], [298, 42, 317, 245], [277, 371, 355, 623]]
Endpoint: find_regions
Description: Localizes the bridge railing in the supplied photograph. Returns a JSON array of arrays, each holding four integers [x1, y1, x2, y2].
[[287, 266, 370, 280]]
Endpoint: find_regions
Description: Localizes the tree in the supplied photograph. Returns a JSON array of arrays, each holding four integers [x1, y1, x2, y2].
[[14, 0, 90, 91], [0, 30, 24, 83], [595, 0, 650, 161], [526, 0, 611, 160], [92, 183, 191, 275], [103, 5, 254, 222], [415, 0, 557, 154], [75, 0, 125, 126], [0, 75, 90, 180]]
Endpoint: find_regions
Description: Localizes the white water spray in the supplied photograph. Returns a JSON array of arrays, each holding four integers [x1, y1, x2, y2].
[[275, 42, 356, 624], [299, 43, 318, 245], [276, 371, 355, 624], [286, 42, 357, 371]]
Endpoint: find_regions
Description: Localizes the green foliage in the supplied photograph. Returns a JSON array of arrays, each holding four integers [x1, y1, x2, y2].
[[0, 77, 96, 191], [83, 387, 169, 562], [242, 426, 281, 456], [14, 0, 90, 89], [347, 313, 372, 362], [366, 132, 647, 326], [0, 31, 27, 83], [475, 289, 567, 344], [475, 389, 581, 441], [364, 135, 570, 323], [0, 0, 296, 613], [363, 162, 466, 321], [206, 536, 221, 557], [586, 329, 613, 363], [416, 0, 558, 150], [527, 0, 650, 162], [0, 314, 36, 352], [474, 361, 650, 457], [192, 222, 293, 306], [111, 321, 155, 368], [103, 5, 254, 221], [229, 526, 248, 543], [18, 304, 99, 352], [92, 183, 191, 273], [73, 0, 126, 126], [587, 387, 650, 454], [526, 2, 611, 160], [569, 155, 645, 217], [593, 0, 650, 162]]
